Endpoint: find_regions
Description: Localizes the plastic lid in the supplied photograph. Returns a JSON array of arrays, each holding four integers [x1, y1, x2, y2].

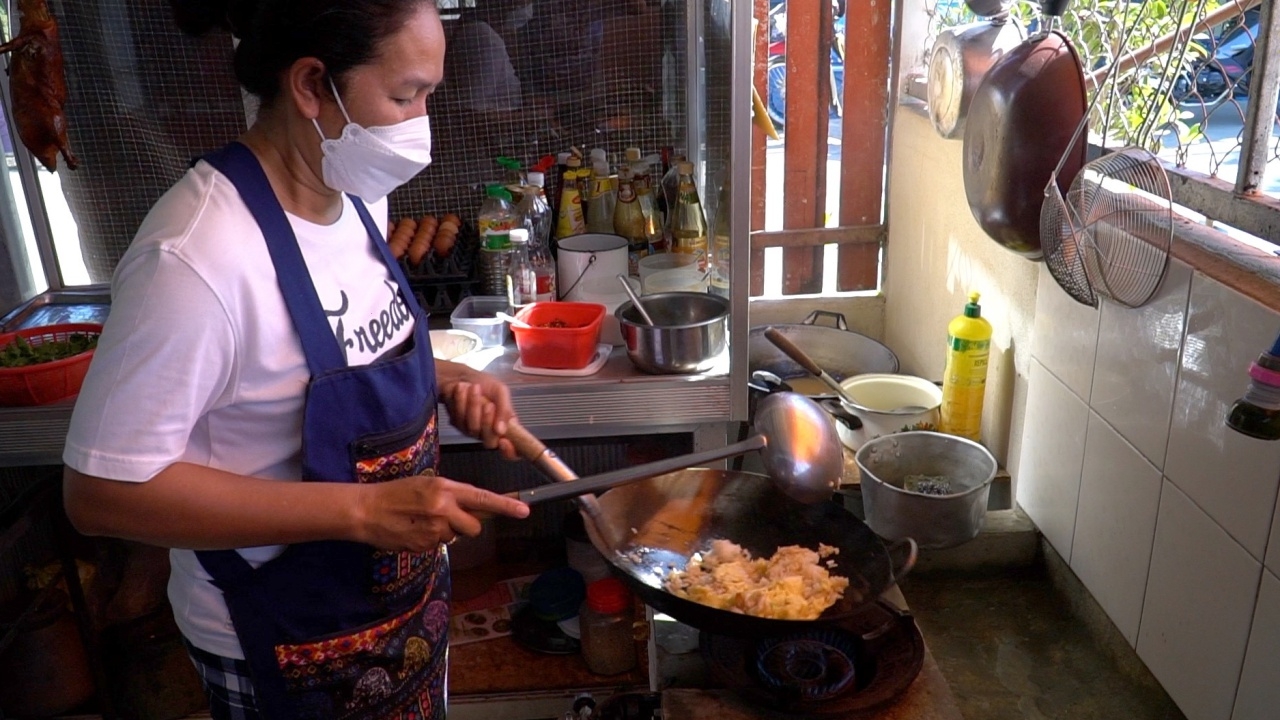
[[509, 228, 529, 244], [497, 156, 521, 171], [964, 291, 982, 318], [485, 184, 510, 200], [586, 577, 632, 615], [530, 567, 587, 622], [625, 147, 642, 162], [677, 161, 694, 174], [528, 171, 545, 187], [590, 148, 607, 162], [557, 151, 572, 164]]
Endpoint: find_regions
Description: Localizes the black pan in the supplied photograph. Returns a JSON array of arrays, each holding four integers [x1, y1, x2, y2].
[[962, 0, 1086, 258], [580, 468, 917, 638]]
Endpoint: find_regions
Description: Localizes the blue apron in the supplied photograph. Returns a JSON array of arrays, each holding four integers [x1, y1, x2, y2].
[[196, 143, 448, 720]]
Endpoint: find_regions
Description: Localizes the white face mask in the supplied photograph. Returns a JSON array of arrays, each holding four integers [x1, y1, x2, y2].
[[312, 79, 433, 204]]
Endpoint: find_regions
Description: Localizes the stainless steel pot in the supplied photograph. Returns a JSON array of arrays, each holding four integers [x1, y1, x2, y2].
[[748, 311, 899, 397], [616, 292, 729, 374], [854, 431, 997, 549]]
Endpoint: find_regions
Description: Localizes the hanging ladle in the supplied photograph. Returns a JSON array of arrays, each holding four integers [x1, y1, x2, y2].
[[496, 391, 845, 511], [617, 274, 655, 326]]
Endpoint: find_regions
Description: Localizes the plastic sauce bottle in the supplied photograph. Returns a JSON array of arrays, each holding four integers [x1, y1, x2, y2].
[[709, 177, 732, 298], [613, 169, 648, 276], [505, 229, 537, 311], [479, 184, 516, 249], [579, 578, 637, 675], [940, 292, 992, 441], [555, 169, 587, 241], [669, 161, 708, 269]]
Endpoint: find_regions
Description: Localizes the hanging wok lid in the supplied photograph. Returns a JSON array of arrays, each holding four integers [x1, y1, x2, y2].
[[582, 469, 917, 637], [961, 0, 1087, 258]]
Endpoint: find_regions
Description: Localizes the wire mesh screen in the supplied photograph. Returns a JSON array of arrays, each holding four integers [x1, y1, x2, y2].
[[46, 0, 246, 283], [391, 0, 688, 224], [41, 0, 700, 284], [919, 0, 1279, 199]]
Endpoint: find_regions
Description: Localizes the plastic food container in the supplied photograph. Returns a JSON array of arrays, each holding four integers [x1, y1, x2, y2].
[[511, 302, 605, 369], [0, 323, 102, 406], [450, 296, 509, 347]]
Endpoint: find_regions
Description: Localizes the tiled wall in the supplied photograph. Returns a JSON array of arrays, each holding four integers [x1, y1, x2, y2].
[[1017, 262, 1280, 720]]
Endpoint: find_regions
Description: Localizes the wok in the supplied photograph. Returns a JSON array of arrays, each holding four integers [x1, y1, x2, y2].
[[962, 0, 1086, 258], [748, 311, 899, 399], [581, 468, 918, 637]]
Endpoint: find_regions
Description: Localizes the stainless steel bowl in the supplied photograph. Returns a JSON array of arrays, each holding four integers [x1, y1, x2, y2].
[[854, 431, 997, 549], [616, 292, 729, 374]]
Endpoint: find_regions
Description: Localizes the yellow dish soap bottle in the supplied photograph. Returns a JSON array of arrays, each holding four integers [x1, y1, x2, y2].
[[941, 292, 992, 441]]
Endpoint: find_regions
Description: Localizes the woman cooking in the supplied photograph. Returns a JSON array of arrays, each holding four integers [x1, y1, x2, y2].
[[60, 0, 530, 717]]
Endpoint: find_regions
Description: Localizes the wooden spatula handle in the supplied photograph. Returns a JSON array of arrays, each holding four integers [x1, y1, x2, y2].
[[764, 327, 823, 376]]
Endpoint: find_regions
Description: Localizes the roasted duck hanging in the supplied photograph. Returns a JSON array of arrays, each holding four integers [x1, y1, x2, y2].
[[0, 0, 78, 171]]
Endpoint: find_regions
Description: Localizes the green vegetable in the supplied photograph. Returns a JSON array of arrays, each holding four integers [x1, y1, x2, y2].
[[0, 333, 98, 368]]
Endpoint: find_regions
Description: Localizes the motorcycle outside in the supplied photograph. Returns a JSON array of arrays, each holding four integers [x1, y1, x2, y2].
[[765, 0, 846, 131]]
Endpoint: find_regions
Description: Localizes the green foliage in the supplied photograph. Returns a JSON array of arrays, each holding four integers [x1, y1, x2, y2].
[[933, 0, 1220, 151], [1009, 0, 1219, 151], [0, 333, 98, 368]]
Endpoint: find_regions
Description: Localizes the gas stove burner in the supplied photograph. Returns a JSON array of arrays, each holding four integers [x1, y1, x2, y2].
[[700, 599, 925, 716], [754, 631, 859, 701]]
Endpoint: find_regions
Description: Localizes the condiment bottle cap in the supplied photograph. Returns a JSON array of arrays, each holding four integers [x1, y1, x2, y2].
[[586, 577, 632, 615]]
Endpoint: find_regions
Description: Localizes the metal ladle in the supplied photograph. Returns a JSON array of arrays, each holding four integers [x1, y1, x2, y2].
[[616, 274, 655, 325], [502, 392, 845, 508]]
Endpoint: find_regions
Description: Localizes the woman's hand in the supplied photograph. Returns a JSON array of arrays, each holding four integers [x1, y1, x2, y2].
[[354, 473, 529, 552], [437, 361, 520, 460]]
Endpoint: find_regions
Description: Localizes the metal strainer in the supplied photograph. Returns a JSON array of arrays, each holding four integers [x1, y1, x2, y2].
[[1068, 148, 1173, 307], [1039, 0, 1186, 308]]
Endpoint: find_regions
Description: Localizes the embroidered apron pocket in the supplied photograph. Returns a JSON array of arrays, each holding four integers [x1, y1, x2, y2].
[[351, 408, 444, 602], [273, 572, 450, 720], [351, 407, 438, 484]]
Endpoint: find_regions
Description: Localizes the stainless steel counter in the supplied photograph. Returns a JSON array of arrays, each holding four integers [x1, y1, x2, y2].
[[0, 343, 735, 466]]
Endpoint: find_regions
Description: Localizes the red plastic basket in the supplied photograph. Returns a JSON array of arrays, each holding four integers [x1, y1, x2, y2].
[[512, 303, 605, 369], [0, 323, 102, 407]]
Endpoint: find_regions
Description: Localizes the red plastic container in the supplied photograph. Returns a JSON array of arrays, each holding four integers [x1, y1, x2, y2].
[[0, 323, 102, 406], [512, 302, 606, 369]]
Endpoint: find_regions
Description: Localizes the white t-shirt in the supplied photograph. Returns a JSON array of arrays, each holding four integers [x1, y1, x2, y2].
[[62, 159, 415, 659]]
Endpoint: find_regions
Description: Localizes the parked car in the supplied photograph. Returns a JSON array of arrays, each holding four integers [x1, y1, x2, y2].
[[1173, 7, 1269, 108]]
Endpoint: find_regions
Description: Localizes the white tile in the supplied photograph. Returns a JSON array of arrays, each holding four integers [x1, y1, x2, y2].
[[1015, 359, 1089, 561], [1232, 570, 1280, 720], [1167, 273, 1280, 560], [1030, 263, 1101, 401], [1137, 482, 1261, 720], [1268, 503, 1280, 575], [1090, 260, 1192, 469], [1070, 412, 1162, 645]]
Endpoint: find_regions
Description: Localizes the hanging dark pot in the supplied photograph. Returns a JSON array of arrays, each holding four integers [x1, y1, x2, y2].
[[961, 0, 1087, 258]]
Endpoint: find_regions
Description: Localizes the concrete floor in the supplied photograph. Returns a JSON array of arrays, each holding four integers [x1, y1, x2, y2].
[[900, 559, 1187, 720]]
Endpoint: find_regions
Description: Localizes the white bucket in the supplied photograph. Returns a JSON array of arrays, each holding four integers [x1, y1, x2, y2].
[[644, 267, 707, 295], [578, 275, 640, 346], [556, 234, 629, 301]]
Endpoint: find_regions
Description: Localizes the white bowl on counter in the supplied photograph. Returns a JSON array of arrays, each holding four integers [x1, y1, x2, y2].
[[430, 328, 483, 362], [833, 373, 942, 450]]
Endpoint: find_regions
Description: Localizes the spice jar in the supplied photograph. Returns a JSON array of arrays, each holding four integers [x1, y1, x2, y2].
[[579, 577, 637, 675]]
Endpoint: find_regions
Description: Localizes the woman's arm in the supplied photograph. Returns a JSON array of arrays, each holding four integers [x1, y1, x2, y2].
[[435, 359, 520, 459], [63, 462, 528, 552]]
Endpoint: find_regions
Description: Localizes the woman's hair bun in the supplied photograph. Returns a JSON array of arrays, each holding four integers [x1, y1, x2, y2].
[[168, 0, 258, 38]]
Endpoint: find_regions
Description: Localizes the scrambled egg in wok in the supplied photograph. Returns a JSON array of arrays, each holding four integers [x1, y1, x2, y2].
[[663, 539, 849, 620]]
